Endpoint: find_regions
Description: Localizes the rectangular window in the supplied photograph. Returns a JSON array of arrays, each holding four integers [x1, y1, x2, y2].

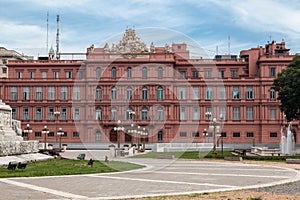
[[270, 109, 276, 120], [111, 109, 117, 121], [180, 106, 186, 121], [73, 132, 80, 137], [219, 86, 226, 100], [233, 107, 240, 121], [247, 132, 254, 137], [205, 69, 212, 78], [17, 71, 22, 78], [192, 86, 200, 100], [205, 107, 212, 120], [192, 107, 200, 121], [221, 132, 227, 137], [29, 71, 34, 78], [12, 108, 17, 120], [48, 132, 54, 137], [246, 107, 254, 121], [42, 72, 47, 78], [158, 67, 163, 79], [246, 86, 254, 100], [157, 109, 164, 121], [127, 67, 132, 78], [66, 71, 72, 79], [231, 70, 237, 78], [270, 132, 277, 137], [53, 71, 59, 79], [270, 67, 276, 77], [61, 107, 67, 121], [35, 86, 42, 101], [141, 110, 148, 121], [192, 70, 198, 78], [179, 87, 186, 100], [232, 86, 241, 99], [22, 107, 29, 121], [219, 106, 226, 120], [233, 132, 240, 137], [35, 132, 42, 137], [61, 86, 68, 100], [192, 132, 200, 137], [270, 89, 276, 100], [48, 107, 54, 121], [73, 107, 80, 121], [157, 88, 163, 100], [180, 71, 186, 79], [10, 86, 18, 100], [218, 70, 225, 78], [35, 107, 42, 121], [180, 132, 187, 137], [22, 87, 30, 100], [73, 86, 80, 100], [48, 86, 55, 100], [62, 132, 67, 137], [205, 86, 213, 100], [77, 71, 84, 79]]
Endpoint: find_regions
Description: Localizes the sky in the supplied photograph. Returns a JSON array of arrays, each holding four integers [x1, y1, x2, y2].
[[1, 0, 300, 59]]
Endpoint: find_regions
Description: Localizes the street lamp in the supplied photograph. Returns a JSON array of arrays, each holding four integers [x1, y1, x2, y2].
[[114, 120, 124, 156], [23, 124, 32, 140], [57, 127, 64, 150], [137, 125, 141, 152], [42, 125, 49, 150], [54, 111, 60, 143], [202, 128, 208, 143], [141, 127, 148, 151]]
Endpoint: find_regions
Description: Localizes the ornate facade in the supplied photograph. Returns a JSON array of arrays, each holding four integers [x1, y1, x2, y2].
[[0, 29, 298, 147]]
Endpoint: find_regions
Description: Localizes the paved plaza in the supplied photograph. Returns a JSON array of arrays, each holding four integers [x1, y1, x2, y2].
[[0, 151, 299, 199]]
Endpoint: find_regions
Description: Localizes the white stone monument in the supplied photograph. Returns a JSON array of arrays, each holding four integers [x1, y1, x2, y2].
[[0, 100, 39, 156]]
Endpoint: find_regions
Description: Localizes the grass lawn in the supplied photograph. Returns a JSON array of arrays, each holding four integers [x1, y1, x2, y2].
[[0, 158, 144, 178]]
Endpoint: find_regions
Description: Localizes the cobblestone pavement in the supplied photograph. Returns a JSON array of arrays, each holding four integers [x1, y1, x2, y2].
[[0, 154, 299, 200]]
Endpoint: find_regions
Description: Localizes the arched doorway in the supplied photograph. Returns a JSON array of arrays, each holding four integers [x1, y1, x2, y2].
[[125, 133, 132, 143], [109, 129, 117, 143]]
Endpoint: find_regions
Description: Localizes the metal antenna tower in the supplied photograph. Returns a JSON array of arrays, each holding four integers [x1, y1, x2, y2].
[[46, 11, 49, 54], [56, 14, 60, 59]]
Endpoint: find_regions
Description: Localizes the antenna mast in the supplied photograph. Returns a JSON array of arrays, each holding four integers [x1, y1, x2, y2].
[[228, 35, 231, 55], [46, 11, 49, 54], [56, 14, 60, 59]]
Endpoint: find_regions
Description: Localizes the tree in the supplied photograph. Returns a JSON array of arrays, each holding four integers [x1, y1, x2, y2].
[[273, 55, 300, 121]]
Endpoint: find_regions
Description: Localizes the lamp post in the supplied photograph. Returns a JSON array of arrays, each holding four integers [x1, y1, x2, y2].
[[114, 120, 124, 156], [54, 111, 60, 143], [202, 128, 208, 143], [141, 127, 148, 151], [42, 125, 49, 150], [57, 127, 64, 150], [137, 125, 141, 152], [23, 124, 32, 140]]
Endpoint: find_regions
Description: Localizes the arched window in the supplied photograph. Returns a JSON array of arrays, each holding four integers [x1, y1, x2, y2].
[[126, 86, 132, 100], [127, 67, 132, 78], [158, 67, 163, 79], [125, 108, 134, 120], [142, 67, 147, 79], [95, 130, 101, 142], [140, 107, 148, 121], [96, 67, 101, 79], [111, 107, 117, 121], [157, 87, 163, 100], [112, 67, 116, 79], [95, 108, 102, 121], [96, 86, 102, 100], [142, 87, 148, 100], [111, 87, 117, 100], [270, 88, 276, 100]]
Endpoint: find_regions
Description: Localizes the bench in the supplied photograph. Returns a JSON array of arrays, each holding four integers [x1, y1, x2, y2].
[[156, 154, 175, 159], [7, 161, 18, 171], [224, 156, 243, 161], [77, 154, 85, 160], [17, 162, 27, 172], [286, 159, 300, 164]]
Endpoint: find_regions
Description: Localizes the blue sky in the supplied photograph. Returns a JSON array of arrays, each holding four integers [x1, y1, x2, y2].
[[1, 0, 300, 58]]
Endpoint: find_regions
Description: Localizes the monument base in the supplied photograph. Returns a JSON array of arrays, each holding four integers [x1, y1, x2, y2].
[[0, 140, 39, 156]]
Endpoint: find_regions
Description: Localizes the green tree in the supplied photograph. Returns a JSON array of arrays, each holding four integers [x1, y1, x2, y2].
[[273, 55, 300, 121]]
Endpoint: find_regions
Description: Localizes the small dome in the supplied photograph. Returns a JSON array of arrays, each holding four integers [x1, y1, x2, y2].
[[49, 46, 55, 55]]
